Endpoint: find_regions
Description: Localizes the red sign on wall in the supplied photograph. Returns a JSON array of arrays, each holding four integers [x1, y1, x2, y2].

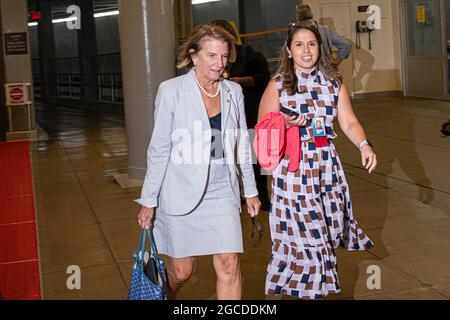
[[10, 87, 24, 101], [31, 12, 41, 21], [5, 83, 31, 105]]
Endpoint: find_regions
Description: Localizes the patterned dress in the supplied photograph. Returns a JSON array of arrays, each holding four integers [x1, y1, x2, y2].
[[265, 68, 374, 300]]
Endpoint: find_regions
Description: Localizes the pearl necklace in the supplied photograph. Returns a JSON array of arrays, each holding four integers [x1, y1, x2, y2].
[[193, 69, 220, 98]]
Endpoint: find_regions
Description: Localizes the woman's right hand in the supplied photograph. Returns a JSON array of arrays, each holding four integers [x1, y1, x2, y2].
[[138, 206, 154, 230], [281, 113, 308, 128]]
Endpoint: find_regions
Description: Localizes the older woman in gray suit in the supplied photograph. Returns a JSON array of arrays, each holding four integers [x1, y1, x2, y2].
[[137, 23, 261, 300]]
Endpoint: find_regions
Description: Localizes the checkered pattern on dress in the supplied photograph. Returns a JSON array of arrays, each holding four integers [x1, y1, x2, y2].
[[265, 69, 374, 300], [277, 68, 339, 141]]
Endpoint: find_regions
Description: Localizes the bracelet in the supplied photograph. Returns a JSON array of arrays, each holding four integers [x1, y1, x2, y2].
[[359, 140, 373, 150]]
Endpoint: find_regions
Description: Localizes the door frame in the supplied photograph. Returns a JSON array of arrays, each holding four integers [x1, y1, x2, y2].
[[441, 0, 449, 97], [400, 0, 450, 100]]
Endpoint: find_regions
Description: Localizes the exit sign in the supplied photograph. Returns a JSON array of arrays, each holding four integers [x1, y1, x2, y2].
[[30, 12, 41, 20]]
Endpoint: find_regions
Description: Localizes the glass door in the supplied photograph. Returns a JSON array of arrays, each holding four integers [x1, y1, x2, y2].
[[445, 0, 450, 95], [401, 0, 446, 99]]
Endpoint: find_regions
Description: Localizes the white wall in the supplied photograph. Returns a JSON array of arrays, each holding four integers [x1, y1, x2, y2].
[[308, 0, 402, 94]]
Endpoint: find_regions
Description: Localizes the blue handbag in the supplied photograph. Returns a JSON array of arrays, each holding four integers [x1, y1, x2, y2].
[[127, 229, 167, 300]]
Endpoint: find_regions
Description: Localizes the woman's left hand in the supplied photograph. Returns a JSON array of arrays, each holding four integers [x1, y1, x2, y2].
[[281, 113, 308, 128], [361, 145, 377, 173], [245, 196, 261, 217]]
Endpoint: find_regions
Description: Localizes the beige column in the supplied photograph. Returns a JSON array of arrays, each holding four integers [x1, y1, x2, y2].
[[0, 0, 36, 141], [116, 0, 176, 185]]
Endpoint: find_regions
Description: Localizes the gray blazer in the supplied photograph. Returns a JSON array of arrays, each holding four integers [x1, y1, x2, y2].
[[318, 24, 351, 62], [136, 69, 258, 215]]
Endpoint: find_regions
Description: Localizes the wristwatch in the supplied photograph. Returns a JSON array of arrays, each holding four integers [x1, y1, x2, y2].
[[359, 140, 373, 150]]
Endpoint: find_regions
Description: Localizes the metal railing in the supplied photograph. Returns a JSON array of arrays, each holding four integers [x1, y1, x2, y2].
[[56, 73, 80, 98], [32, 53, 123, 104], [96, 73, 123, 103], [31, 30, 287, 104], [33, 71, 123, 104]]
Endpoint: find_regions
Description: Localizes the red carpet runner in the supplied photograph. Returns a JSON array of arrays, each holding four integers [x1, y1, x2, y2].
[[0, 141, 41, 300]]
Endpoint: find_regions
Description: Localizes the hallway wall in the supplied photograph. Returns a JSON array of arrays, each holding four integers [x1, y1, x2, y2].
[[192, 0, 299, 33], [192, 0, 240, 26], [258, 0, 300, 31], [446, 1, 450, 40], [0, 16, 5, 140], [95, 15, 120, 55], [27, 0, 406, 100], [308, 0, 403, 95], [192, 0, 402, 95]]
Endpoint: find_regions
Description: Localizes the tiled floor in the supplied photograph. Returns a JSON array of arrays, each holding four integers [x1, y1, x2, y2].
[[31, 97, 450, 300]]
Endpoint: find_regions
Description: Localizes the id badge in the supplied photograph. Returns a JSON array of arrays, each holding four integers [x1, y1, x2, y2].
[[312, 117, 326, 137]]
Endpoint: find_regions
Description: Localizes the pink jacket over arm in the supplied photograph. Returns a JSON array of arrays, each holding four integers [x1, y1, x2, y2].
[[253, 112, 301, 172]]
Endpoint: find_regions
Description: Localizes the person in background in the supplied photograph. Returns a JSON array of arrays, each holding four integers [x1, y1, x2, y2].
[[210, 19, 271, 211], [137, 23, 260, 300], [296, 3, 351, 65]]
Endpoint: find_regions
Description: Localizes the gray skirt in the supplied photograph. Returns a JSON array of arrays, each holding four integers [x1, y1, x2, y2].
[[153, 161, 243, 258]]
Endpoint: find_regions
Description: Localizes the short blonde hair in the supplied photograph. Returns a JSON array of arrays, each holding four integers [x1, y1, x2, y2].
[[176, 23, 236, 71]]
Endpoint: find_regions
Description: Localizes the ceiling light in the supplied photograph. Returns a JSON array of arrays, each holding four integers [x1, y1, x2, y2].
[[94, 10, 119, 18], [192, 0, 222, 4], [28, 10, 120, 25], [52, 16, 77, 24]]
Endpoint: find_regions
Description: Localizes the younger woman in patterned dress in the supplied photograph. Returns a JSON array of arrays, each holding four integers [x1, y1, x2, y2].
[[257, 21, 377, 299]]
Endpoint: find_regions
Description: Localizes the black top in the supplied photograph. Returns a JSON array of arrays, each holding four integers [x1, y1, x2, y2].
[[209, 112, 224, 159], [229, 45, 270, 128]]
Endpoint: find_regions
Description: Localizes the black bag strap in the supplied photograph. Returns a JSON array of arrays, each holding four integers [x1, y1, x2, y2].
[[136, 229, 160, 268]]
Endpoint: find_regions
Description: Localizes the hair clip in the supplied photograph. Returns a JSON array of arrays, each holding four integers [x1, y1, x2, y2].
[[289, 20, 319, 30]]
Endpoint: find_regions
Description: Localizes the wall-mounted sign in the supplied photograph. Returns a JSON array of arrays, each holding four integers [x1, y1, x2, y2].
[[5, 83, 31, 105], [30, 11, 42, 21], [4, 32, 28, 55], [416, 5, 426, 23]]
